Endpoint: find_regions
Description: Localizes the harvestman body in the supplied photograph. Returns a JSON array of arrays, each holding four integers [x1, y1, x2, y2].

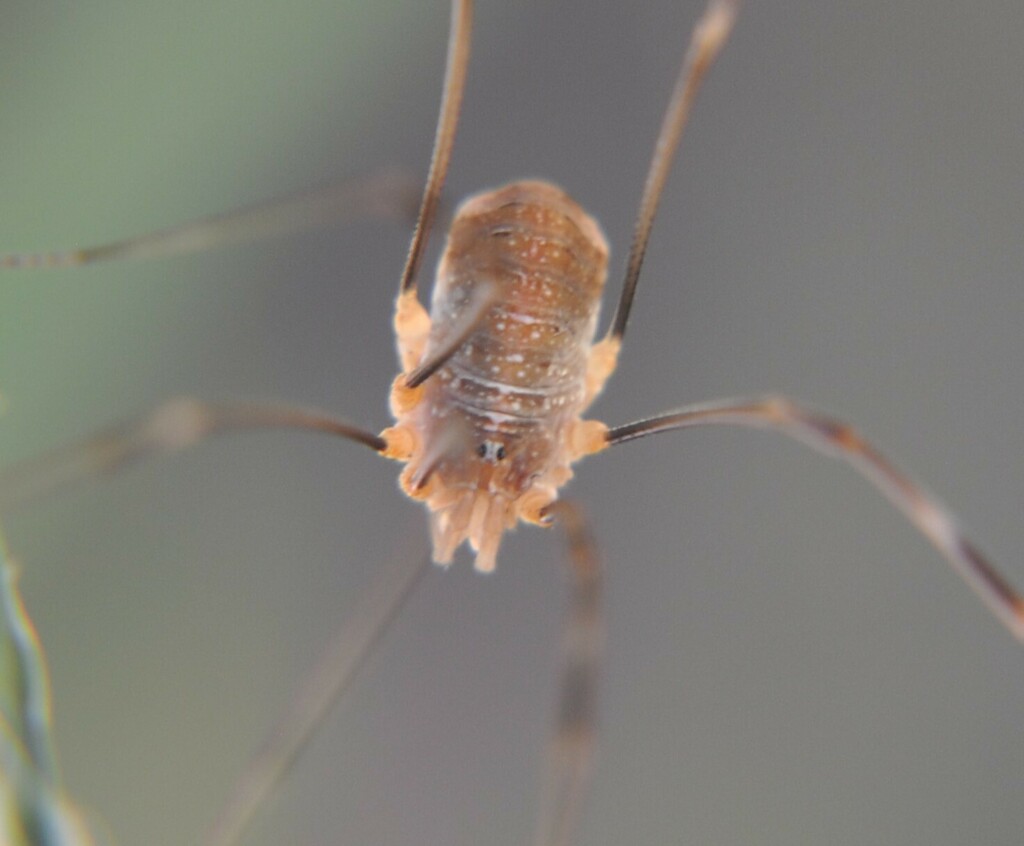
[[1, 2, 1022, 846], [388, 180, 615, 572]]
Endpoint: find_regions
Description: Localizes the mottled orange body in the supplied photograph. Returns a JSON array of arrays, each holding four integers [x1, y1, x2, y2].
[[386, 181, 617, 571]]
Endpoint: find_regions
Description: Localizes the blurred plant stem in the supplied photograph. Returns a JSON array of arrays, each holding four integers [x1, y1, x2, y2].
[[0, 529, 99, 846]]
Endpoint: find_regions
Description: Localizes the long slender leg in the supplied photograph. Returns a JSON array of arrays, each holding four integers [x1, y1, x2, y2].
[[396, 0, 473, 299], [0, 167, 419, 269], [0, 397, 385, 512], [404, 279, 498, 388], [534, 501, 604, 846], [601, 0, 739, 349], [605, 395, 1024, 642], [393, 0, 474, 373], [203, 547, 431, 846]]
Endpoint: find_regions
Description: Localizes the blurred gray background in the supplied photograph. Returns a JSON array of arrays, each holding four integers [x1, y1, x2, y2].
[[1, 1, 1022, 844]]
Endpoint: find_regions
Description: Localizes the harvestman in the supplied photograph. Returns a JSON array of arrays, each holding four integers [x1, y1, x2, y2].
[[2, 2, 1022, 845]]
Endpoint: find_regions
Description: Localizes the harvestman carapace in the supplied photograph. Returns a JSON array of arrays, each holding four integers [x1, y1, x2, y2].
[[1, 2, 1022, 845]]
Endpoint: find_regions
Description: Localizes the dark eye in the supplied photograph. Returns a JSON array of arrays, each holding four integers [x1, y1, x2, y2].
[[476, 442, 507, 461]]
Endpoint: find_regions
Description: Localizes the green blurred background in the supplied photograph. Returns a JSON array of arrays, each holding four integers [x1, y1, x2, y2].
[[1, 1, 1023, 844]]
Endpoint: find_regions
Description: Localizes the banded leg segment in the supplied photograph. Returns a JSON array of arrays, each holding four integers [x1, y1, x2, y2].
[[0, 397, 385, 512], [606, 395, 1024, 642], [534, 501, 604, 846]]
